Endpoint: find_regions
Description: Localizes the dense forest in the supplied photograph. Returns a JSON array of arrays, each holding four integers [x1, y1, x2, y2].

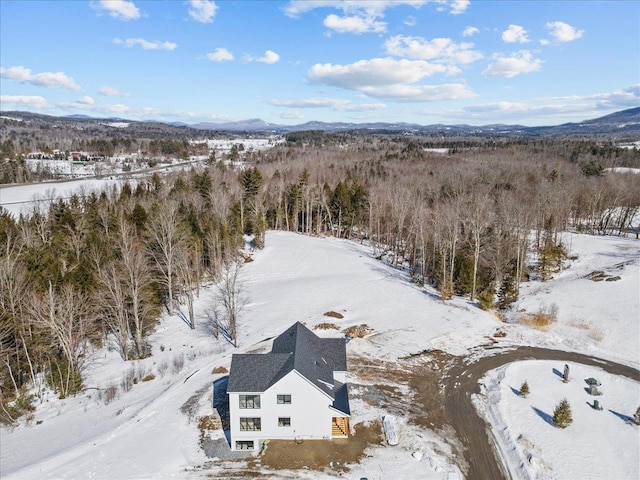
[[1, 133, 639, 423]]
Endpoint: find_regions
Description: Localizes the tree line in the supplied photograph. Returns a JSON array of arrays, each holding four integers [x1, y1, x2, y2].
[[1, 135, 638, 422]]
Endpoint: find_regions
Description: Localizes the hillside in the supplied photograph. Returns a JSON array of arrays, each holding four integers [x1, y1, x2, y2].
[[1, 231, 637, 479]]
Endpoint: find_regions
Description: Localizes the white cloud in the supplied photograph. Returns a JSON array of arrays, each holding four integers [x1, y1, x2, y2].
[[57, 99, 130, 114], [544, 21, 584, 43], [113, 38, 177, 50], [188, 0, 218, 23], [394, 85, 639, 124], [502, 24, 529, 43], [78, 96, 96, 105], [0, 66, 81, 90], [360, 83, 475, 102], [269, 97, 386, 112], [0, 95, 50, 109], [448, 0, 470, 15], [284, 1, 425, 17], [98, 86, 123, 96], [462, 26, 479, 37], [93, 0, 141, 20], [284, 1, 466, 32], [308, 57, 475, 102], [323, 14, 386, 34], [206, 48, 234, 62], [384, 35, 483, 65], [246, 50, 280, 64], [404, 16, 417, 27], [482, 50, 542, 78]]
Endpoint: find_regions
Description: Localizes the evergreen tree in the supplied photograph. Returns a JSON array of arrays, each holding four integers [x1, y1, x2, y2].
[[519, 380, 529, 397], [498, 272, 518, 309], [552, 398, 573, 428]]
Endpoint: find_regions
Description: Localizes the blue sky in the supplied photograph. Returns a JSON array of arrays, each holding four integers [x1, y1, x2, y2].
[[1, 0, 638, 126]]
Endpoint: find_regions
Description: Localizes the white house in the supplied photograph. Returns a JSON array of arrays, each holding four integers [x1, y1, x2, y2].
[[226, 322, 350, 451]]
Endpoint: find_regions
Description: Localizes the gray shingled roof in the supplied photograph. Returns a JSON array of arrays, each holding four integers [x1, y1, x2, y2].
[[227, 322, 348, 399]]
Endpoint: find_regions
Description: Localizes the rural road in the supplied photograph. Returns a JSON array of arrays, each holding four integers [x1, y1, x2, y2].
[[443, 347, 640, 480]]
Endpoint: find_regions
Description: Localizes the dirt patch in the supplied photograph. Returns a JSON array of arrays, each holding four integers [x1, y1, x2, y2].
[[257, 421, 382, 472], [323, 311, 344, 319], [343, 324, 374, 338], [314, 322, 340, 330], [584, 270, 622, 282]]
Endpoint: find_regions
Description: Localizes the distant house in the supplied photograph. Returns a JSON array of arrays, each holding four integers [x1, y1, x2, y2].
[[226, 322, 350, 451]]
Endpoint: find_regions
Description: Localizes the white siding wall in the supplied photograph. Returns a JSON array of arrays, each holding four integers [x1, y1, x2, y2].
[[229, 371, 334, 450], [333, 370, 346, 384]]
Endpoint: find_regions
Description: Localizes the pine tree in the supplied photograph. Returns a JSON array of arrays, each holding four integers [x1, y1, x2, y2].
[[552, 398, 573, 428], [519, 381, 529, 398]]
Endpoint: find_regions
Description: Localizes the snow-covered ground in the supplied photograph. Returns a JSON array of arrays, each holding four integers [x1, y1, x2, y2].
[[475, 361, 639, 480], [0, 231, 638, 479], [506, 232, 639, 366], [0, 178, 134, 218]]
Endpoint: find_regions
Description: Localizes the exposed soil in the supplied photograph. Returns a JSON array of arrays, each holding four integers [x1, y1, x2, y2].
[[202, 347, 639, 480], [257, 421, 382, 472], [351, 346, 639, 480]]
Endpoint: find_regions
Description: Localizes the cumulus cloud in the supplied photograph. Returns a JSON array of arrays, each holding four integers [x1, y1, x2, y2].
[[206, 48, 234, 62], [245, 50, 280, 64], [502, 24, 529, 43], [98, 86, 123, 96], [449, 0, 470, 15], [482, 50, 542, 78], [462, 26, 479, 37], [544, 21, 584, 43], [323, 14, 386, 34], [113, 37, 177, 50], [0, 95, 50, 109], [188, 0, 218, 23], [284, 1, 466, 33], [384, 35, 483, 65], [308, 57, 475, 101], [93, 0, 140, 20], [0, 66, 81, 90]]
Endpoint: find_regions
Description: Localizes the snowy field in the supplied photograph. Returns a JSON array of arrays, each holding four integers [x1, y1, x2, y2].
[[0, 231, 638, 479], [0, 178, 133, 217]]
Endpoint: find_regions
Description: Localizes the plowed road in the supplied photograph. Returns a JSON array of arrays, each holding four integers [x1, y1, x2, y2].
[[444, 347, 640, 480]]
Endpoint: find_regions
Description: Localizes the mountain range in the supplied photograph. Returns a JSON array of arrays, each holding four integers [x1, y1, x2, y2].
[[1, 107, 639, 139]]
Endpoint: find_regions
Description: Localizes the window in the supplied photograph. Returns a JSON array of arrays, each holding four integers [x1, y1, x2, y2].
[[278, 417, 291, 427], [235, 441, 255, 450], [239, 395, 261, 409], [240, 417, 261, 431], [277, 394, 291, 404]]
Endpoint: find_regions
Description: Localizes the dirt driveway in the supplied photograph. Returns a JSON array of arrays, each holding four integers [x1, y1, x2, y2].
[[204, 347, 638, 479]]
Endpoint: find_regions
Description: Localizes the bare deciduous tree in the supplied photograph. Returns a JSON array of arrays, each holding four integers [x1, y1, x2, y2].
[[147, 200, 188, 316], [212, 258, 247, 347]]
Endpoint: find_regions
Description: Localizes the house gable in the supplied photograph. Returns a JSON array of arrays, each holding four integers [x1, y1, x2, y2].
[[226, 322, 350, 450]]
